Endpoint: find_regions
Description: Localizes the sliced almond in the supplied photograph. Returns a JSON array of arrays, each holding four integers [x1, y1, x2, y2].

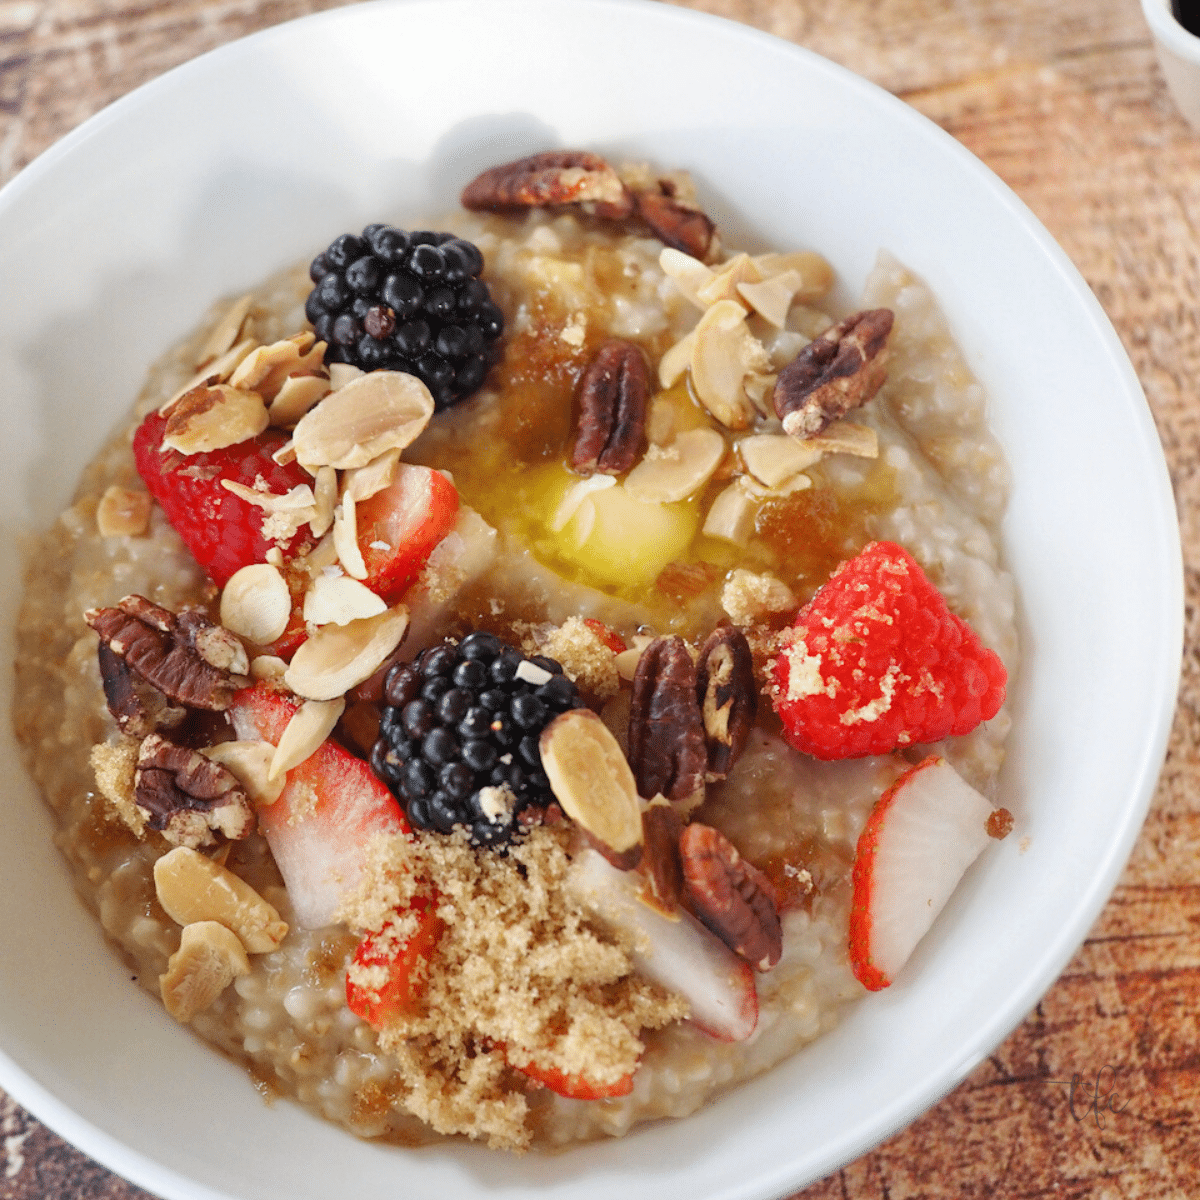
[[292, 371, 434, 472], [304, 531, 340, 573], [153, 846, 287, 952], [738, 471, 812, 501], [202, 740, 284, 808], [540, 708, 643, 870], [159, 920, 250, 1023], [219, 562, 292, 645], [702, 481, 758, 546], [332, 494, 367, 580], [310, 466, 337, 539], [690, 300, 769, 430], [806, 420, 879, 458], [268, 372, 332, 427], [624, 427, 726, 503], [303, 573, 387, 626], [328, 362, 365, 390], [646, 396, 678, 446], [695, 252, 762, 308], [161, 338, 258, 415], [342, 447, 401, 503], [283, 606, 408, 702], [230, 332, 322, 402], [249, 654, 288, 682], [751, 250, 834, 301], [269, 697, 346, 779], [96, 485, 151, 538], [659, 247, 715, 308], [551, 474, 616, 533], [162, 384, 269, 455], [739, 432, 824, 488], [658, 329, 696, 389], [738, 269, 804, 328], [197, 295, 254, 367]]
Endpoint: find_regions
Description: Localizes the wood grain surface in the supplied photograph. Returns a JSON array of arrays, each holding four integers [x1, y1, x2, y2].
[[2, 0, 1197, 1196]]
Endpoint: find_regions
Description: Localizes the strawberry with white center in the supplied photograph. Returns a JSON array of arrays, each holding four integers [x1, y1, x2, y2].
[[849, 755, 1007, 991]]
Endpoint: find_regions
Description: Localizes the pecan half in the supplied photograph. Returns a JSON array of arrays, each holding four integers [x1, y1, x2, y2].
[[85, 595, 249, 711], [695, 626, 757, 781], [634, 181, 718, 262], [570, 340, 649, 476], [638, 797, 683, 915], [772, 308, 894, 439], [627, 636, 707, 809], [461, 150, 634, 220], [135, 733, 255, 848], [679, 823, 782, 971]]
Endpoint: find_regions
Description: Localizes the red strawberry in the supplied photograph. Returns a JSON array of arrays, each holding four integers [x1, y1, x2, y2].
[[356, 464, 459, 603], [228, 684, 408, 929], [346, 898, 444, 1027], [770, 541, 1006, 760], [133, 411, 316, 588], [514, 1057, 635, 1100], [849, 755, 995, 990]]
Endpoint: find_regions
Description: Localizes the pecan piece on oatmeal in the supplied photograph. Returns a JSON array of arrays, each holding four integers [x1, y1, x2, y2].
[[772, 308, 894, 439], [135, 733, 256, 848], [695, 626, 757, 782], [461, 150, 635, 220], [639, 797, 684, 915], [627, 636, 707, 811], [570, 340, 650, 476], [633, 180, 718, 262], [85, 595, 249, 712], [679, 822, 782, 971]]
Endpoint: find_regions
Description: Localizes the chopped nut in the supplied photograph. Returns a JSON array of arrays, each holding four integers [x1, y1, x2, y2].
[[806, 421, 879, 459], [570, 340, 649, 476], [310, 466, 338, 539], [634, 181, 718, 260], [201, 739, 284, 808], [153, 846, 287, 952], [249, 654, 287, 682], [659, 248, 715, 308], [219, 562, 292, 645], [702, 482, 757, 546], [639, 797, 683, 916], [695, 626, 757, 781], [135, 733, 256, 848], [690, 300, 769, 429], [550, 475, 616, 534], [772, 308, 894, 438], [283, 606, 409, 701], [196, 294, 254, 367], [269, 697, 346, 780], [229, 332, 324, 402], [332, 494, 367, 580], [737, 270, 805, 328], [679, 823, 782, 971], [624, 428, 726, 503], [738, 432, 824, 489], [85, 596, 250, 711], [159, 920, 251, 1023], [292, 370, 434, 472], [96, 485, 151, 537], [96, 643, 158, 737], [267, 372, 331, 427], [342, 447, 401, 503], [695, 253, 761, 308], [540, 709, 643, 870], [627, 637, 707, 811], [751, 250, 835, 300], [461, 150, 635, 220], [987, 807, 1014, 839], [162, 383, 270, 455], [302, 572, 387, 626], [161, 338, 258, 416]]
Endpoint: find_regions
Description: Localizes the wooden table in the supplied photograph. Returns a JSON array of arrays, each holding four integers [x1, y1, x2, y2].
[[2, 0, 1196, 1195]]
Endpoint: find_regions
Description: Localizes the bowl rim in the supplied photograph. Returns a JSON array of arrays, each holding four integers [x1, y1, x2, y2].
[[0, 0, 1183, 1197]]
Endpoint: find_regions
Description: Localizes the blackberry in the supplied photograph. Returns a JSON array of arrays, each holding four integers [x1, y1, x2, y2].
[[306, 225, 504, 411], [370, 632, 581, 846]]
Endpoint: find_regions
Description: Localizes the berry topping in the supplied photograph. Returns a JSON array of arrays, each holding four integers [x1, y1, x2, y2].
[[370, 632, 581, 846], [305, 226, 503, 410], [770, 541, 1006, 760]]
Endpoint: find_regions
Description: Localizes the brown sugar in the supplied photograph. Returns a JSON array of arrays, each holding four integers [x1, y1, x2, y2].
[[339, 826, 687, 1150]]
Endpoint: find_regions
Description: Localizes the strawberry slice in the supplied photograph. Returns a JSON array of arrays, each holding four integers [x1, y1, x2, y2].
[[133, 411, 315, 588], [228, 684, 408, 929], [357, 464, 459, 603], [771, 541, 1007, 760], [346, 898, 444, 1027], [514, 1058, 635, 1100], [849, 755, 996, 991], [569, 849, 758, 1042]]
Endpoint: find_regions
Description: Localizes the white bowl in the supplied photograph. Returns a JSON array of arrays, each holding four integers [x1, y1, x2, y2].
[[1142, 0, 1200, 130], [0, 1, 1181, 1197]]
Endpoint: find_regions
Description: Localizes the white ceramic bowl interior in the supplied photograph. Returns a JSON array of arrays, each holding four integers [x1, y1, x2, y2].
[[0, 2, 1181, 1199], [1142, 0, 1200, 129]]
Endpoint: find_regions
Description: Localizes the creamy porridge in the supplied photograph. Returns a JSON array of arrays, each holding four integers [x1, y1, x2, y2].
[[13, 152, 1017, 1152]]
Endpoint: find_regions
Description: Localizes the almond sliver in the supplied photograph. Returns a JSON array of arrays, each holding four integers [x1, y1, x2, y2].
[[283, 606, 408, 701]]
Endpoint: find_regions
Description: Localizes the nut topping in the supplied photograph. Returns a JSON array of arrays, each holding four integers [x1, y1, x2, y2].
[[639, 797, 683, 916], [627, 636, 707, 811], [461, 150, 635, 220], [134, 733, 256, 848], [86, 595, 250, 712], [570, 340, 650, 476], [95, 485, 151, 538], [539, 708, 643, 870], [695, 626, 757, 782], [624, 428, 726, 504], [772, 308, 894, 439], [679, 823, 782, 971], [161, 383, 270, 456], [634, 181, 718, 261], [159, 920, 251, 1023]]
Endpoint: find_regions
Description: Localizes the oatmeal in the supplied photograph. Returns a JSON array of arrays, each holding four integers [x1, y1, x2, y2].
[[13, 152, 1017, 1152]]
